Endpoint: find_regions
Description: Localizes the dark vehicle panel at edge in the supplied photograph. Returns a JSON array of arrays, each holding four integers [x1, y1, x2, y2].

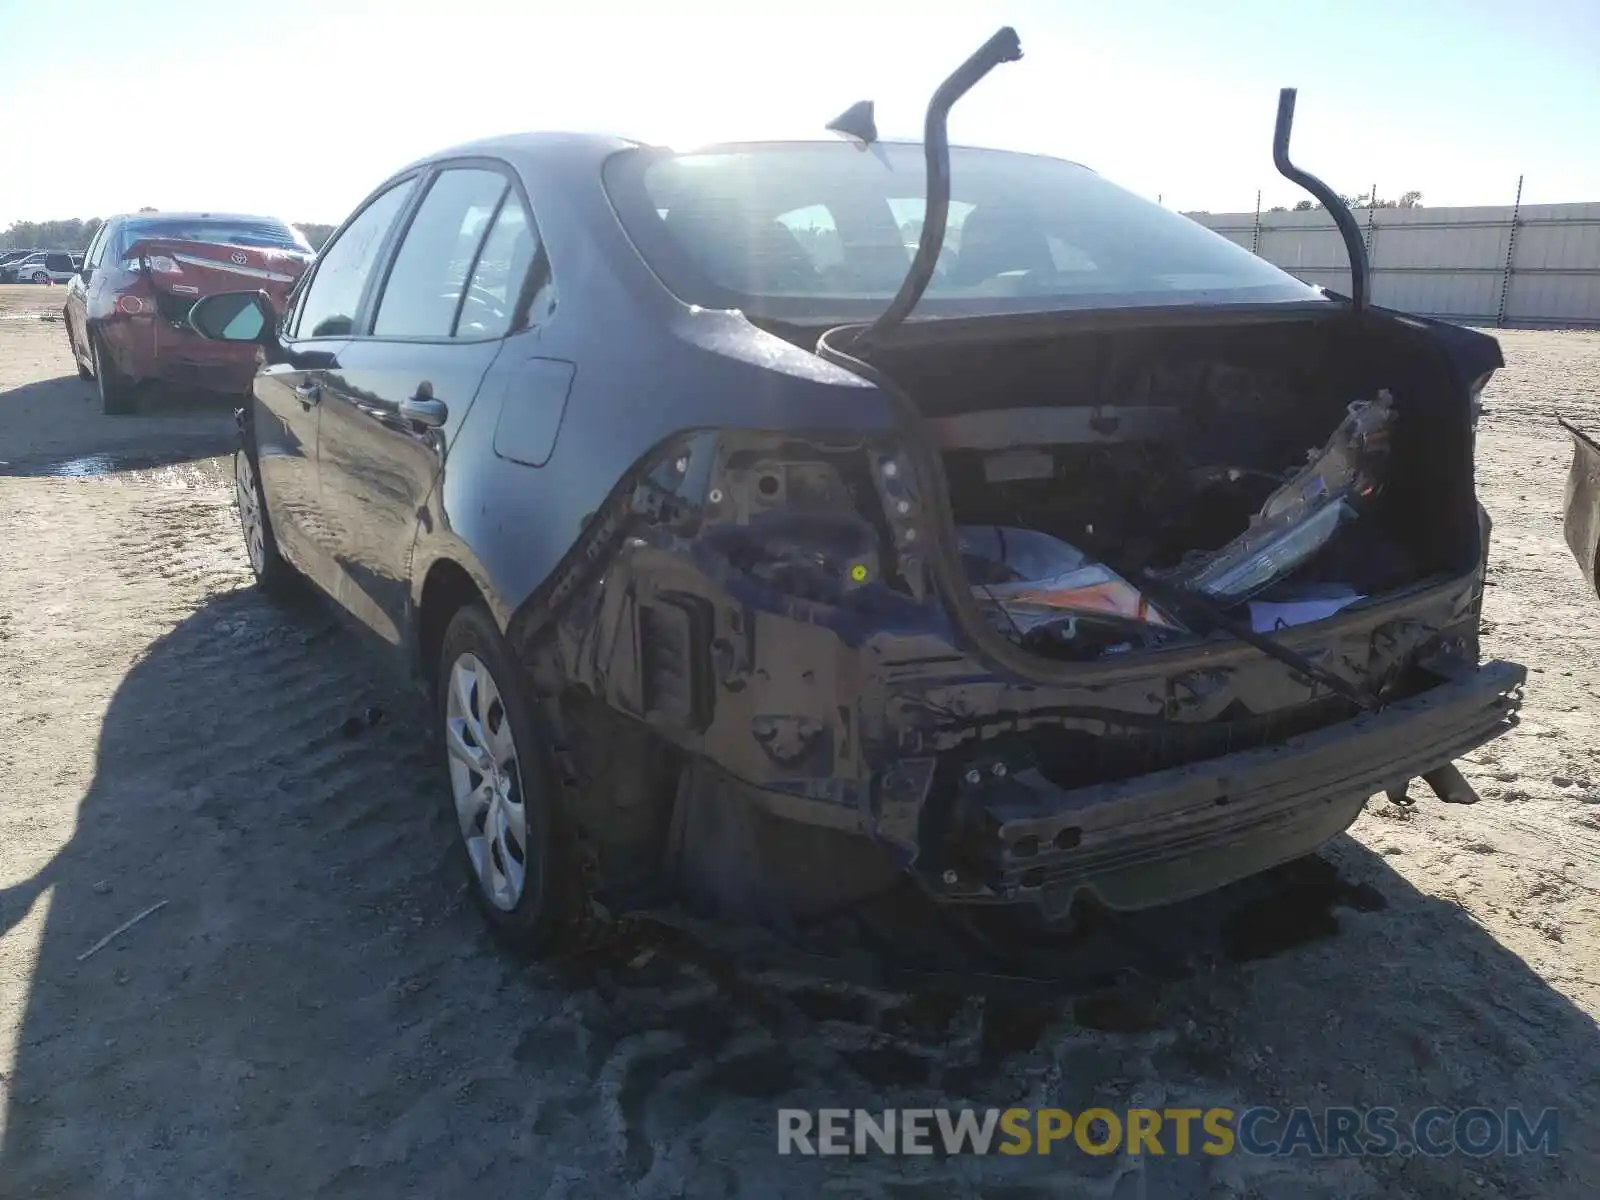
[[190, 28, 1523, 979], [1560, 417, 1600, 597]]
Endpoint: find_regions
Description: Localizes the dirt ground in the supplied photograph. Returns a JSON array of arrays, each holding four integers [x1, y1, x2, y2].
[[1, 278, 1598, 1198]]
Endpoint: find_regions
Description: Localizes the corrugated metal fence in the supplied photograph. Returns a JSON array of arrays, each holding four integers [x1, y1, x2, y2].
[[1188, 202, 1600, 328]]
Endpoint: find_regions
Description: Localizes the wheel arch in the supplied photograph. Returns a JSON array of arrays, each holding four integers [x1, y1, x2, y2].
[[415, 556, 495, 695]]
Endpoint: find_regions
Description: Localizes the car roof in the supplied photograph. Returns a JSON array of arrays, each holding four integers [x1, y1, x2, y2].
[[399, 132, 1087, 172], [393, 130, 649, 176], [676, 138, 1092, 171]]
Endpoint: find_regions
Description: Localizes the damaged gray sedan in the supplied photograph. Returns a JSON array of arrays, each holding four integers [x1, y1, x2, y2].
[[192, 28, 1523, 980]]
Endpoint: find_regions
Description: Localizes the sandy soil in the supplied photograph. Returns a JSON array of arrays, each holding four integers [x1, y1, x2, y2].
[[1, 278, 1598, 1198]]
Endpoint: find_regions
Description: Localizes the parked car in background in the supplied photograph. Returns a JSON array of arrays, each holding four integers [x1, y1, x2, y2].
[[1, 250, 76, 283], [0, 248, 42, 275], [0, 249, 36, 279], [186, 30, 1524, 979], [63, 212, 314, 413]]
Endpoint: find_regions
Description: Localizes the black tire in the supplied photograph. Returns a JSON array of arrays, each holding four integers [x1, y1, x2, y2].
[[233, 444, 297, 596], [91, 331, 136, 415], [29, 270, 47, 284], [437, 603, 580, 955], [68, 316, 92, 379]]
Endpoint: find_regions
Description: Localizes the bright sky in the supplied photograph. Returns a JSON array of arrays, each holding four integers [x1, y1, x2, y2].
[[2, 0, 1595, 229]]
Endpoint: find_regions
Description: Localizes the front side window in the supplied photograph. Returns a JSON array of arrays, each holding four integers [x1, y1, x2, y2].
[[604, 143, 1323, 321], [372, 167, 508, 339], [294, 178, 418, 339]]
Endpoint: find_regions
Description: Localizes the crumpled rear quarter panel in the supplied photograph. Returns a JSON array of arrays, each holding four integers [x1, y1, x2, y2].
[[516, 456, 1509, 917]]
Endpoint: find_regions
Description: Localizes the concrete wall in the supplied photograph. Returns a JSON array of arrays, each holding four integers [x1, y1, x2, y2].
[[1188, 203, 1600, 327]]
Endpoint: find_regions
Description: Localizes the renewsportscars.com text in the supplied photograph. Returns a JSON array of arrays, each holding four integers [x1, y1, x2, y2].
[[777, 1106, 1559, 1158]]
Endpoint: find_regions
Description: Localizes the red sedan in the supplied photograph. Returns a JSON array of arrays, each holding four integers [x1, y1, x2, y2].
[[63, 212, 314, 414]]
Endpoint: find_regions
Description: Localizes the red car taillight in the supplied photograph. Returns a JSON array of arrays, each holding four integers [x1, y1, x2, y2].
[[122, 254, 181, 276]]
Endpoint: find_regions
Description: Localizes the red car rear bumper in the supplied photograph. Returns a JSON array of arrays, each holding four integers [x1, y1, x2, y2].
[[102, 314, 262, 396]]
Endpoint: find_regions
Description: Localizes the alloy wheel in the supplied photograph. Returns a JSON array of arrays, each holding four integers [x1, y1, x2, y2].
[[235, 452, 267, 574], [444, 652, 529, 911]]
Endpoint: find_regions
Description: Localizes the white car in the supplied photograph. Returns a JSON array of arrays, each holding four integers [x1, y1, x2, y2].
[[3, 251, 78, 283]]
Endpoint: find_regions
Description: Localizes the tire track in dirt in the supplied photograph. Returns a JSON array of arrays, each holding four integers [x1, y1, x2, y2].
[[14, 455, 1168, 1196]]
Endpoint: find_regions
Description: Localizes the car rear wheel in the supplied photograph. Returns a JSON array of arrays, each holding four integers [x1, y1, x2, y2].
[[234, 446, 295, 595], [91, 332, 136, 415], [29, 270, 47, 284], [438, 603, 579, 954]]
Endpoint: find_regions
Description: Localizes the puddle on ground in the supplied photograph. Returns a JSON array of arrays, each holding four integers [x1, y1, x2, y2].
[[46, 454, 127, 477], [40, 453, 226, 489]]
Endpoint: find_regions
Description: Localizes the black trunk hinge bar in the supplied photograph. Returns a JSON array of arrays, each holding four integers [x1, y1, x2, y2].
[[853, 27, 1023, 350], [1273, 88, 1369, 314]]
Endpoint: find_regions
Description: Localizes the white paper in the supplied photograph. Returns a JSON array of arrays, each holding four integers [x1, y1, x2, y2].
[[1248, 591, 1365, 633]]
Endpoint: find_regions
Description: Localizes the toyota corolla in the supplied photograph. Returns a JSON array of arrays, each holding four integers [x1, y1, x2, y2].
[[187, 29, 1523, 981]]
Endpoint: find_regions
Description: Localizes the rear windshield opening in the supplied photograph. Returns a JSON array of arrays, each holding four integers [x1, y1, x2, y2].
[[603, 142, 1321, 323], [117, 217, 312, 257]]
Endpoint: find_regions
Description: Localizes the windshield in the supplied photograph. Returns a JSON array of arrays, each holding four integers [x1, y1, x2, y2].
[[117, 217, 312, 256], [604, 143, 1322, 321]]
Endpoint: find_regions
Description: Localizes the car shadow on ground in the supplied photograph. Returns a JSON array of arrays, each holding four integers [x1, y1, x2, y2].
[[0, 587, 1596, 1197], [0, 374, 238, 479]]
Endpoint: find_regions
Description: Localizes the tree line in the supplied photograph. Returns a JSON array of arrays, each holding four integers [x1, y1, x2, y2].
[[1269, 189, 1423, 213], [1, 216, 336, 252]]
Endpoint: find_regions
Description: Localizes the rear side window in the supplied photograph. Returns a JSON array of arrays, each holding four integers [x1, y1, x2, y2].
[[372, 168, 508, 339], [84, 226, 110, 268], [459, 194, 544, 338], [293, 179, 418, 339]]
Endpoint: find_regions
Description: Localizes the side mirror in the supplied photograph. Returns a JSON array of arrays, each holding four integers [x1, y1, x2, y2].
[[188, 290, 277, 344]]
